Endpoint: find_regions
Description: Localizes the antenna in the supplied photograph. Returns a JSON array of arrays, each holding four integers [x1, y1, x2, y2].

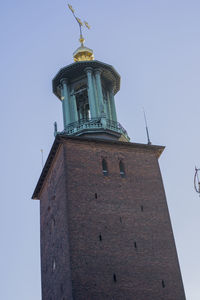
[[143, 108, 151, 145], [194, 166, 200, 195], [41, 149, 44, 169]]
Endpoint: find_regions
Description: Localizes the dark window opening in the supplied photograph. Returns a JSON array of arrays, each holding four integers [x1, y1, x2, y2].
[[75, 85, 90, 121], [52, 259, 56, 272], [99, 234, 102, 241], [134, 242, 137, 249], [95, 193, 97, 199], [102, 159, 108, 176], [51, 217, 55, 231], [60, 284, 64, 294], [141, 205, 144, 212], [162, 280, 165, 288], [119, 160, 125, 177], [113, 273, 117, 282], [120, 217, 122, 223]]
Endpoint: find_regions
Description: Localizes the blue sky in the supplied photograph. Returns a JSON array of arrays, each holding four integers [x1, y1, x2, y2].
[[1, 0, 200, 299]]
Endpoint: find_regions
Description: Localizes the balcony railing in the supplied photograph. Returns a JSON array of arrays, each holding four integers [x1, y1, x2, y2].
[[56, 118, 129, 140]]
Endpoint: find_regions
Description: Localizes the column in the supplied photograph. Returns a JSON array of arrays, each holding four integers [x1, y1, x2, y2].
[[70, 88, 78, 123], [109, 86, 117, 122], [94, 68, 105, 116], [85, 67, 96, 118], [92, 75, 99, 117], [60, 78, 71, 128], [106, 91, 112, 120]]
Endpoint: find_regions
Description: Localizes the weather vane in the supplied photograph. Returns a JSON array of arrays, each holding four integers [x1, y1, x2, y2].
[[68, 4, 91, 47], [194, 166, 200, 195]]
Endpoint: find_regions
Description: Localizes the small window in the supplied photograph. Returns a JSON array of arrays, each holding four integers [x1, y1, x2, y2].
[[52, 259, 56, 272], [119, 160, 125, 177], [95, 193, 97, 199], [162, 280, 165, 288], [113, 273, 117, 282], [51, 217, 55, 230], [99, 234, 102, 241], [102, 159, 108, 176], [141, 205, 144, 212], [134, 242, 137, 249]]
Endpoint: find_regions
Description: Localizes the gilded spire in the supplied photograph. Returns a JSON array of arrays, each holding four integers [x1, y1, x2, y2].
[[68, 4, 94, 62]]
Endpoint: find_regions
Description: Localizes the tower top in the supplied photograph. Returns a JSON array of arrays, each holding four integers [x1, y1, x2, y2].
[[68, 4, 94, 62], [52, 4, 130, 142]]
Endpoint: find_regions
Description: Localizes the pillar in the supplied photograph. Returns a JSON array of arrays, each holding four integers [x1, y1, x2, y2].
[[109, 86, 117, 122], [70, 88, 78, 123], [106, 91, 112, 120], [85, 67, 96, 119], [92, 75, 99, 117], [60, 78, 71, 127], [94, 69, 105, 116]]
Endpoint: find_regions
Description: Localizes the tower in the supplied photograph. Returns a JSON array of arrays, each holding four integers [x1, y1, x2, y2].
[[32, 9, 186, 300]]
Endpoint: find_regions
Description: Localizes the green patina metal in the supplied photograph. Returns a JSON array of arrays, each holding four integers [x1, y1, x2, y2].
[[53, 60, 130, 141]]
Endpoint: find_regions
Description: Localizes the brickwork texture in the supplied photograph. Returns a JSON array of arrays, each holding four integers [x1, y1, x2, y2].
[[38, 137, 186, 300]]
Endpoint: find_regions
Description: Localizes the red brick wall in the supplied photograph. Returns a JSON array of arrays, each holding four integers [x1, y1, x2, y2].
[[39, 138, 185, 300], [40, 145, 73, 300]]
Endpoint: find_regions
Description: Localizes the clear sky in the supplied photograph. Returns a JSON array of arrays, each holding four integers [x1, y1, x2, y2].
[[1, 0, 200, 299]]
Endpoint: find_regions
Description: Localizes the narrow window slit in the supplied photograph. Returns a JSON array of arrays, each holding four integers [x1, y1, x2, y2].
[[95, 193, 97, 199], [141, 205, 144, 212], [113, 273, 117, 282], [162, 280, 165, 288], [102, 159, 108, 176], [99, 234, 102, 241], [52, 259, 56, 272], [120, 217, 122, 223], [134, 242, 137, 249], [119, 160, 125, 177]]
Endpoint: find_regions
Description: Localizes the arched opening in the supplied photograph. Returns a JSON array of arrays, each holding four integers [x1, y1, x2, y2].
[[74, 83, 90, 121], [119, 160, 125, 177], [102, 159, 108, 176]]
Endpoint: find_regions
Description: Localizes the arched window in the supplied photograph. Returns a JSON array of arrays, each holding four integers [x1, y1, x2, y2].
[[102, 159, 108, 176], [119, 160, 125, 177]]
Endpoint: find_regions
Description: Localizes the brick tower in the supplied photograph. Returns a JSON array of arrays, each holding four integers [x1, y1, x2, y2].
[[32, 12, 186, 300]]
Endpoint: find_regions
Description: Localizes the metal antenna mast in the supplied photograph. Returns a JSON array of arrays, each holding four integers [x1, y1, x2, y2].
[[194, 166, 200, 195], [143, 108, 151, 145]]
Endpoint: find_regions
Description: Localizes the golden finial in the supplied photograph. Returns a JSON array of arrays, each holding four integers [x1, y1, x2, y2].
[[67, 3, 94, 61]]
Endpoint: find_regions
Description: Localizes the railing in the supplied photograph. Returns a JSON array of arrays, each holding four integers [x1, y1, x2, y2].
[[57, 118, 129, 140]]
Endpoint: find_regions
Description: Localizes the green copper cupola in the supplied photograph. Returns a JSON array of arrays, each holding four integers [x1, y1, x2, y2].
[[53, 60, 129, 141], [52, 4, 129, 141]]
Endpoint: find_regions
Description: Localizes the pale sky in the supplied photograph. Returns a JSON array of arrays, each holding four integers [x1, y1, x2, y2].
[[1, 1, 200, 299]]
